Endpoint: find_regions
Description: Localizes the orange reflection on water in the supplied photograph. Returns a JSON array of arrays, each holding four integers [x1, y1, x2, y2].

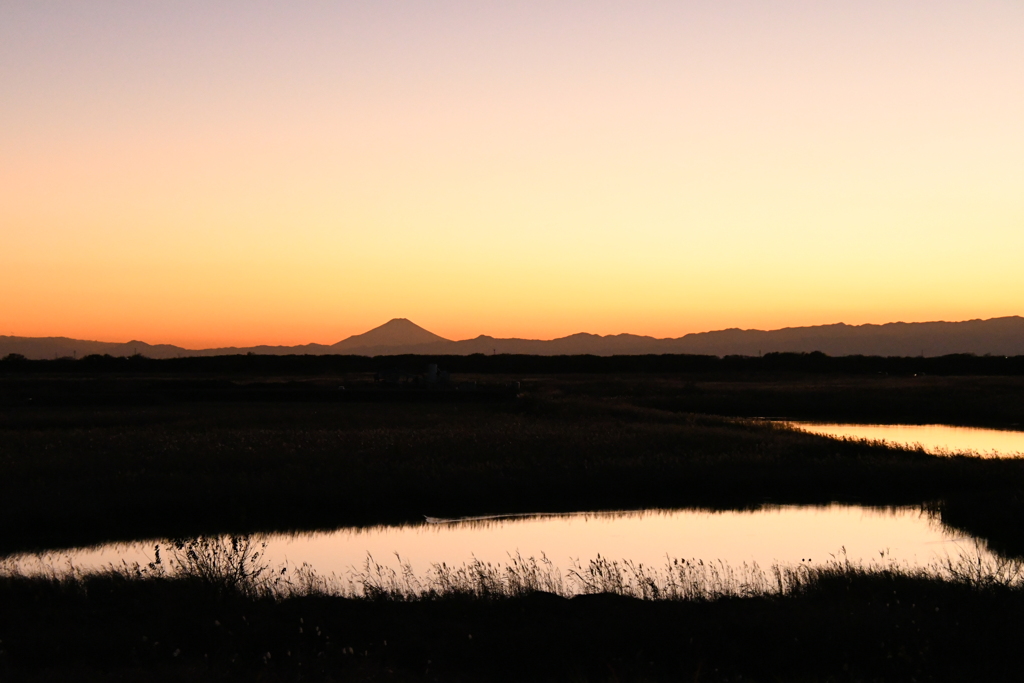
[[7, 505, 984, 580], [791, 423, 1024, 458]]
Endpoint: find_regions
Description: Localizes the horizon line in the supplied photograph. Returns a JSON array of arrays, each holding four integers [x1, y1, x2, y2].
[[4, 314, 1022, 352]]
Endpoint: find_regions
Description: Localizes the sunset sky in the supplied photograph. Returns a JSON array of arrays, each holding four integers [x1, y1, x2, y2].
[[3, 1, 1022, 347]]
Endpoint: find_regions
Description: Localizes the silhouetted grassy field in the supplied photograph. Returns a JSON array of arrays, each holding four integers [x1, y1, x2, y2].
[[1, 372, 1023, 555], [3, 553, 1024, 682], [527, 372, 1024, 427], [2, 367, 1024, 680], [2, 374, 1024, 557]]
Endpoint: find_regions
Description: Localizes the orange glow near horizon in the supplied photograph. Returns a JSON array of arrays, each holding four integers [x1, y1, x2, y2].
[[3, 1, 1023, 348]]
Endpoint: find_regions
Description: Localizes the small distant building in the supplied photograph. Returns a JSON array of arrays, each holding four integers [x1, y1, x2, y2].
[[424, 363, 450, 385]]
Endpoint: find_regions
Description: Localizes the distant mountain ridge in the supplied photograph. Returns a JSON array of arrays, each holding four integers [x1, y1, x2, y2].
[[3, 316, 1024, 360]]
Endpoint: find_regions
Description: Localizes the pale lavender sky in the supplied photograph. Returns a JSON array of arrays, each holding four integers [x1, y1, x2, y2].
[[3, 1, 1023, 345]]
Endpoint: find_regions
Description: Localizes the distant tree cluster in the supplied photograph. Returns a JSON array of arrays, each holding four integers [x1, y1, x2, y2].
[[2, 351, 1024, 376]]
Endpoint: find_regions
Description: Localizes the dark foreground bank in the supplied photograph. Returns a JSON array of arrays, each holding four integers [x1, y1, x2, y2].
[[3, 561, 1023, 682]]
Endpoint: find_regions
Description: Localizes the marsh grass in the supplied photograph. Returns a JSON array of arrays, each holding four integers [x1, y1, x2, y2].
[[354, 552, 567, 600], [31, 535, 1006, 603], [6, 544, 1023, 606], [9, 535, 1021, 604], [345, 547, 1024, 603], [5, 543, 1024, 681]]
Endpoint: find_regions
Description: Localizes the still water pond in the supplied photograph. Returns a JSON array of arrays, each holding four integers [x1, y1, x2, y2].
[[790, 422, 1024, 458], [9, 505, 989, 579]]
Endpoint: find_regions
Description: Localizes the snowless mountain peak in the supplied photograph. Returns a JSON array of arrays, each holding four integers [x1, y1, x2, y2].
[[332, 318, 450, 350]]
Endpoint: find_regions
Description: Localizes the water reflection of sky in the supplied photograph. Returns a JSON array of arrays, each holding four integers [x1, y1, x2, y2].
[[7, 505, 989, 579], [790, 423, 1024, 458]]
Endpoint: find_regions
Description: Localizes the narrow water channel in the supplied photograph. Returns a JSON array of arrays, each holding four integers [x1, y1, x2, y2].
[[789, 422, 1024, 457]]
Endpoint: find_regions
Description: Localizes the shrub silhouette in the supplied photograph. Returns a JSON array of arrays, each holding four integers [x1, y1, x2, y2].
[[157, 535, 276, 597]]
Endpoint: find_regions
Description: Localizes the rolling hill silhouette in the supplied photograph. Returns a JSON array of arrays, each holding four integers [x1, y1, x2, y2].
[[3, 316, 1023, 360]]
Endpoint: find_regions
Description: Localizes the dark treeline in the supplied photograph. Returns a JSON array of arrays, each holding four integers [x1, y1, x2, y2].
[[4, 350, 1024, 375]]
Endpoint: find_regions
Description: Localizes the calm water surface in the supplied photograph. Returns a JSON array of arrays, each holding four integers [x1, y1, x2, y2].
[[8, 505, 988, 578], [790, 422, 1024, 457]]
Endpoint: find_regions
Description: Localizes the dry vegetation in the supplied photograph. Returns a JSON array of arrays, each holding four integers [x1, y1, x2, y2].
[[2, 368, 1024, 680]]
